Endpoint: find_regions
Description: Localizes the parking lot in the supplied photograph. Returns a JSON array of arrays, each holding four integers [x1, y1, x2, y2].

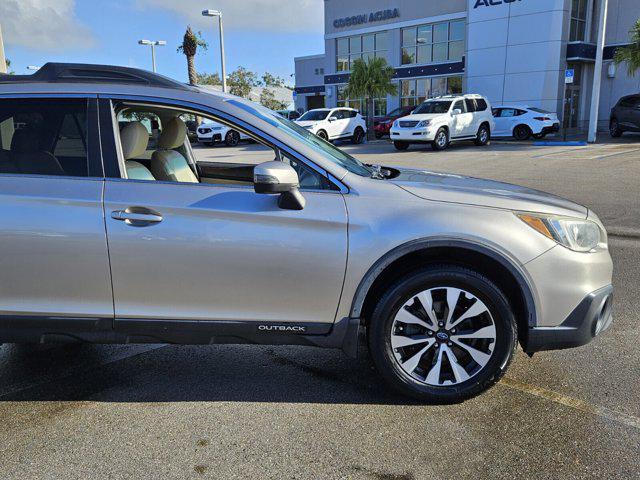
[[1, 139, 639, 479]]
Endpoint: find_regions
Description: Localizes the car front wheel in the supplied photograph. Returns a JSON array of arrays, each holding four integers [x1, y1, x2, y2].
[[610, 119, 623, 138], [352, 127, 365, 144], [431, 128, 449, 151], [393, 141, 409, 151], [368, 265, 517, 403], [225, 130, 241, 147], [316, 130, 329, 141]]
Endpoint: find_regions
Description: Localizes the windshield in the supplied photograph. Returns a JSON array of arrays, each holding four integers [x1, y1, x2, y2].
[[386, 107, 408, 117], [413, 101, 453, 114], [299, 110, 330, 121], [227, 100, 373, 177]]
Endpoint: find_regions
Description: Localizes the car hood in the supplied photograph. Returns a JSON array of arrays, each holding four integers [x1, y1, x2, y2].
[[390, 167, 588, 217]]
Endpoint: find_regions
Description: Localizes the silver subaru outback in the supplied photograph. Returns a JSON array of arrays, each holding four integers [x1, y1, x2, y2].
[[0, 64, 613, 402]]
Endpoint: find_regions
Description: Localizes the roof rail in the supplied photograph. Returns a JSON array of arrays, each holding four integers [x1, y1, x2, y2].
[[0, 63, 193, 91]]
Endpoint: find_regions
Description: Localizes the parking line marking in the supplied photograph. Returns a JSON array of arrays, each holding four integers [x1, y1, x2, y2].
[[500, 377, 640, 431]]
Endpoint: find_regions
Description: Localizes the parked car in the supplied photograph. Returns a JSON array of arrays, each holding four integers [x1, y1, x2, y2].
[[184, 118, 199, 144], [197, 119, 250, 147], [609, 94, 640, 137], [276, 110, 301, 121], [390, 94, 494, 151], [295, 107, 367, 144], [492, 105, 560, 140], [0, 63, 613, 402], [373, 106, 415, 139]]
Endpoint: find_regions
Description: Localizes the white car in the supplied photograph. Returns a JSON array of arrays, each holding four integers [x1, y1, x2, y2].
[[492, 105, 560, 140], [390, 94, 495, 151], [197, 120, 250, 147], [295, 108, 367, 144]]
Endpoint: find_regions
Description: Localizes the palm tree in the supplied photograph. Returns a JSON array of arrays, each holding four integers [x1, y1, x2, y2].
[[177, 27, 208, 85], [343, 57, 397, 140], [614, 19, 640, 76]]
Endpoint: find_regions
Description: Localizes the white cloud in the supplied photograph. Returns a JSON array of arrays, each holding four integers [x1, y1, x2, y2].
[[0, 0, 95, 51], [135, 0, 323, 33]]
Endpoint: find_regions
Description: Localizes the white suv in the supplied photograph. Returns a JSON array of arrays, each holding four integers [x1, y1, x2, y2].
[[390, 94, 495, 151], [197, 119, 250, 147], [295, 108, 367, 144]]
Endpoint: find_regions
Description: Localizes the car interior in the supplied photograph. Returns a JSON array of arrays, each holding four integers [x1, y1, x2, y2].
[[114, 103, 335, 190]]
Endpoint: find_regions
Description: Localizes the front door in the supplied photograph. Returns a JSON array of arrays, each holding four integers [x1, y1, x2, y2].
[[101, 100, 348, 328], [0, 97, 113, 320]]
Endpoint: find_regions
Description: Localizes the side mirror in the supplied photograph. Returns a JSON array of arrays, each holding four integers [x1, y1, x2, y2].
[[253, 161, 306, 210], [328, 116, 338, 122], [452, 108, 462, 115]]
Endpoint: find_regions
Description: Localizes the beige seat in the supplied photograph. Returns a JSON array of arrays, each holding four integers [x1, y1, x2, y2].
[[120, 122, 155, 181], [149, 117, 198, 183], [11, 128, 65, 176]]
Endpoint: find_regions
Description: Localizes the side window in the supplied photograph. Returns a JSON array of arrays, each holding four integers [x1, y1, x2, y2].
[[515, 109, 527, 116], [491, 108, 501, 117], [112, 102, 337, 191], [453, 100, 466, 113], [464, 98, 477, 112], [348, 110, 358, 118], [475, 99, 488, 111], [500, 109, 516, 118], [0, 98, 89, 177]]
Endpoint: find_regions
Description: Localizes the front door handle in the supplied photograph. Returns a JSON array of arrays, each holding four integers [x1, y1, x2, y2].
[[111, 207, 163, 227]]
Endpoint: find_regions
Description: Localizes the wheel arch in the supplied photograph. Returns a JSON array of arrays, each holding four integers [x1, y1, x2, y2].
[[351, 238, 537, 344], [513, 123, 532, 135]]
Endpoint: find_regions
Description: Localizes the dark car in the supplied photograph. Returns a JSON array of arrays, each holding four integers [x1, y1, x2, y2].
[[276, 110, 301, 121], [373, 106, 415, 139], [610, 94, 640, 137]]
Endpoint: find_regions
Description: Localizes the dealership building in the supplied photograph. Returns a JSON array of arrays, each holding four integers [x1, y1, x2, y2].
[[294, 0, 639, 132]]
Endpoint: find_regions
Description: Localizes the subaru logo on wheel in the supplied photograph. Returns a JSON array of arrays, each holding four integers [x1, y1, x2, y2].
[[436, 332, 449, 341]]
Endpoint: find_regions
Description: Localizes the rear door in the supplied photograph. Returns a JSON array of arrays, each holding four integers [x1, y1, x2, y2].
[[0, 96, 113, 323], [451, 100, 471, 137]]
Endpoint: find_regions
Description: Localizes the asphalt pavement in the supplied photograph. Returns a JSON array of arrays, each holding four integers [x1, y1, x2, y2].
[[1, 139, 638, 479]]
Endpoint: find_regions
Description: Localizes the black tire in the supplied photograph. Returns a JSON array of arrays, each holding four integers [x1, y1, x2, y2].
[[352, 127, 365, 144], [610, 118, 623, 138], [393, 141, 410, 151], [367, 264, 518, 403], [316, 130, 329, 141], [431, 127, 449, 151], [532, 133, 546, 140], [225, 130, 241, 147], [474, 123, 491, 146], [513, 124, 532, 141]]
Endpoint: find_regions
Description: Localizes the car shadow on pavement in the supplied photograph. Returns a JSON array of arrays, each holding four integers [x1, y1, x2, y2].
[[0, 344, 428, 405]]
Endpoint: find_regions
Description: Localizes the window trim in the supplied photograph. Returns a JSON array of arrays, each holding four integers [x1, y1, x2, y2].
[[0, 93, 103, 179], [401, 19, 466, 67], [97, 94, 348, 194]]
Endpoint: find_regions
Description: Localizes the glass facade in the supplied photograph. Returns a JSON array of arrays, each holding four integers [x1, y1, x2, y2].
[[336, 85, 387, 117], [569, 0, 588, 42], [401, 19, 465, 65], [399, 76, 463, 107], [336, 32, 389, 72]]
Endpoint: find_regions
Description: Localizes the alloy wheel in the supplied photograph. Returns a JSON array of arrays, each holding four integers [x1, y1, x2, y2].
[[226, 131, 240, 146], [390, 286, 496, 386], [436, 131, 448, 148], [479, 128, 488, 144]]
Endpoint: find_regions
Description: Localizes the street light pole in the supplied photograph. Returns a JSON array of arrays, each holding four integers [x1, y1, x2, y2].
[[202, 10, 227, 93], [138, 39, 166, 73], [0, 23, 7, 74]]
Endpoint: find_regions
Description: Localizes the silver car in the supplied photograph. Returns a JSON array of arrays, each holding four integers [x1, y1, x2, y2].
[[0, 64, 613, 402]]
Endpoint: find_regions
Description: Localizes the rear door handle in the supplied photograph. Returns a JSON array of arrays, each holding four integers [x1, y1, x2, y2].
[[111, 207, 163, 227]]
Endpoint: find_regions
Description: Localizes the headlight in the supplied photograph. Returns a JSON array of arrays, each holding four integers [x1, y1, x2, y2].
[[517, 213, 606, 252], [416, 120, 430, 128], [393, 120, 399, 128]]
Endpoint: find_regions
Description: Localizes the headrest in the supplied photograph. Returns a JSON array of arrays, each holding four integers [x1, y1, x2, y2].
[[158, 117, 187, 150], [120, 122, 149, 160], [11, 128, 38, 154]]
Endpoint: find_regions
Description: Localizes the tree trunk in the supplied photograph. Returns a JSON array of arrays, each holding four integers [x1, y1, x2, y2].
[[187, 55, 197, 86], [366, 97, 375, 141]]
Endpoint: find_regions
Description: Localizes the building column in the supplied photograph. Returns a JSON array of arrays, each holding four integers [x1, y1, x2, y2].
[[587, 0, 609, 143]]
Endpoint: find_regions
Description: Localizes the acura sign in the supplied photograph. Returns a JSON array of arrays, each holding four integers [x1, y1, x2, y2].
[[474, 0, 523, 7], [333, 8, 400, 29]]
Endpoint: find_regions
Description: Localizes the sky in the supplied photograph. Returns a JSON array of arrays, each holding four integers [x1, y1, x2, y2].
[[1, 0, 326, 86]]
